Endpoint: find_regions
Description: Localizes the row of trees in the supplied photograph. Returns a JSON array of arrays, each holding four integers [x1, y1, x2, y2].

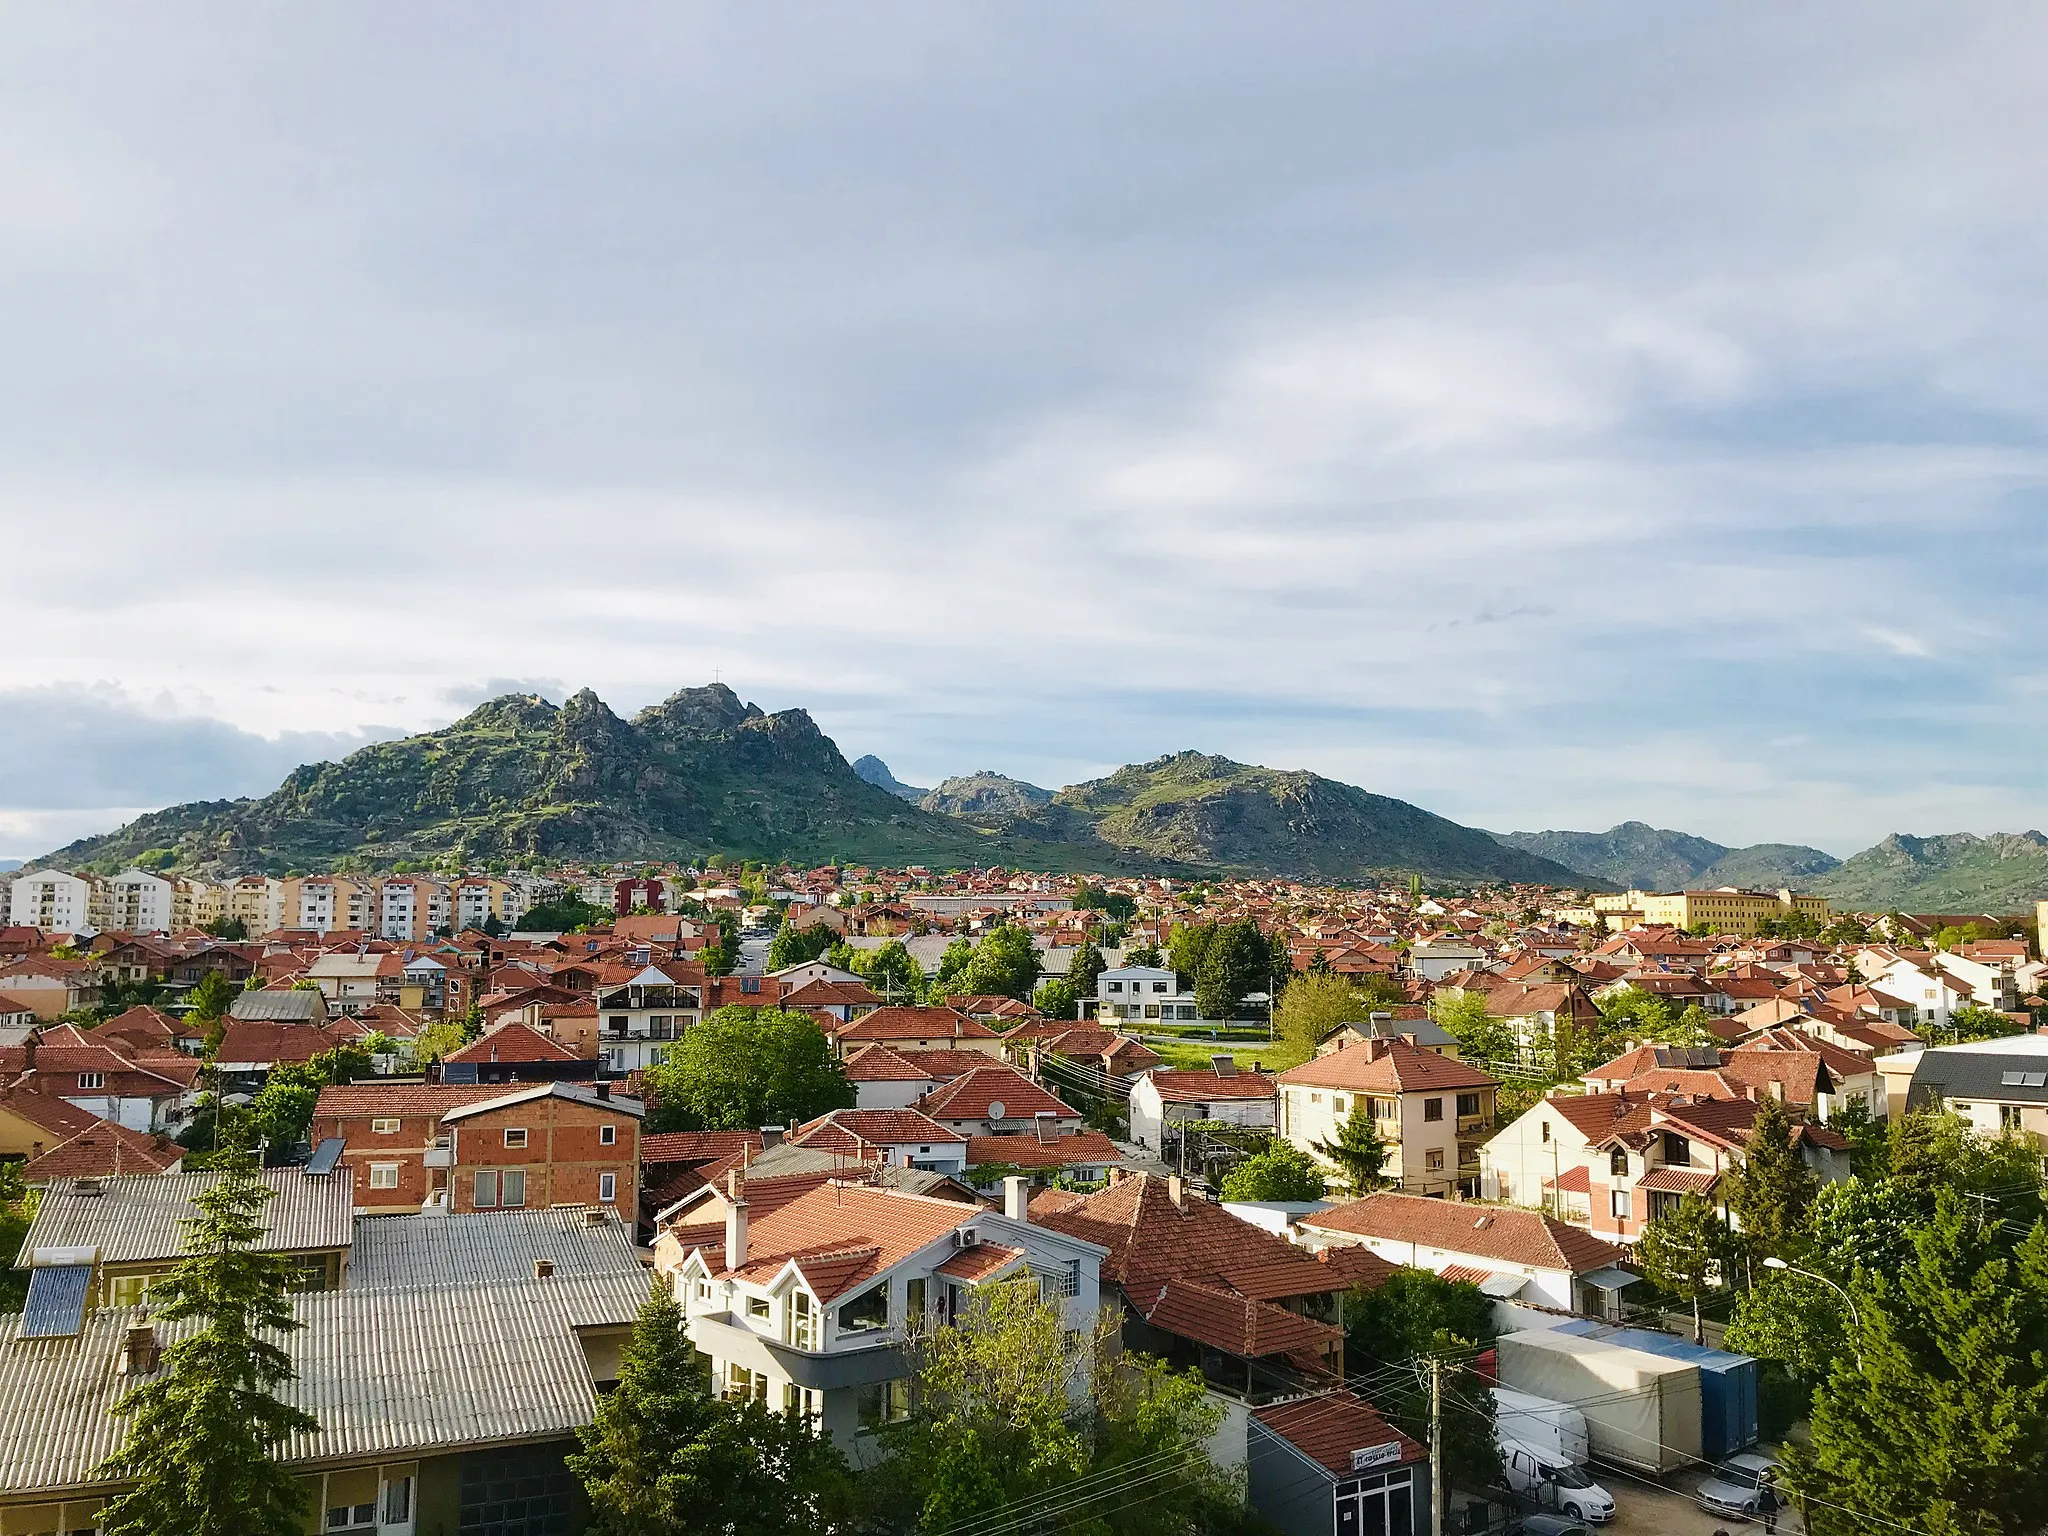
[[640, 1006, 855, 1133]]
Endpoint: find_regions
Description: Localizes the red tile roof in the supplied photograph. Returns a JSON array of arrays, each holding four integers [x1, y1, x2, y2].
[[1278, 1039, 1500, 1094], [1143, 1277, 1340, 1361], [1142, 1067, 1278, 1102], [935, 1243, 1025, 1282], [833, 1006, 999, 1043], [1301, 1193, 1631, 1275], [790, 1108, 966, 1153], [445, 1020, 582, 1063], [1252, 1391, 1426, 1475], [916, 1067, 1076, 1124], [962, 1132, 1122, 1170], [311, 1082, 508, 1119], [641, 1130, 765, 1167], [695, 1182, 977, 1301]]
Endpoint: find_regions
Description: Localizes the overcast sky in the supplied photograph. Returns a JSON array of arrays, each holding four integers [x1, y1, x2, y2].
[[3, 4, 2045, 861]]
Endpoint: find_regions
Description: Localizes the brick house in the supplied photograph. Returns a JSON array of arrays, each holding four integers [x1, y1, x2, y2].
[[310, 1080, 644, 1222]]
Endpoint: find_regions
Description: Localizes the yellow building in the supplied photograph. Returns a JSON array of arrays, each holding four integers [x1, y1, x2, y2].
[[1591, 887, 1828, 936]]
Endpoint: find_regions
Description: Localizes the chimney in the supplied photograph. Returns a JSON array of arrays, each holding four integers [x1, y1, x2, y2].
[[583, 1206, 608, 1226], [595, 1082, 611, 1101], [533, 1258, 556, 1279], [75, 1177, 103, 1199], [21, 1035, 34, 1072], [120, 1318, 161, 1375], [1167, 1174, 1185, 1208], [1034, 1111, 1055, 1144], [761, 1125, 784, 1149], [1003, 1175, 1031, 1221], [1210, 1054, 1237, 1078], [953, 1018, 963, 1039], [725, 1184, 750, 1270]]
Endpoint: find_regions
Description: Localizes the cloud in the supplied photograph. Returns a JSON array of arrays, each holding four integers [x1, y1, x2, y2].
[[0, 684, 396, 826], [0, 6, 2045, 853]]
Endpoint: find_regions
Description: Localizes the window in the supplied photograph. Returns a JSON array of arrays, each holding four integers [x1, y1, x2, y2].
[[503, 1127, 528, 1148], [599, 1123, 617, 1146], [1456, 1093, 1480, 1119], [1143, 1004, 1160, 1020], [2002, 1104, 2025, 1132], [1611, 1188, 1632, 1219], [501, 1169, 527, 1207], [368, 1163, 400, 1190], [1540, 1119, 1550, 1143], [906, 1276, 927, 1326], [327, 1503, 377, 1531], [1423, 1097, 1444, 1122], [1426, 1148, 1445, 1172], [382, 1476, 413, 1524], [838, 1286, 889, 1333], [371, 1117, 400, 1136], [76, 1073, 105, 1091], [473, 1170, 500, 1207], [1310, 1092, 1322, 1106], [109, 1273, 151, 1307], [857, 1377, 913, 1428], [1662, 1132, 1691, 1166], [1333, 1095, 1347, 1114], [599, 1171, 617, 1202], [1152, 981, 1169, 993], [789, 1289, 819, 1349], [1107, 981, 1123, 993], [746, 1295, 772, 1321], [1609, 1147, 1629, 1176]]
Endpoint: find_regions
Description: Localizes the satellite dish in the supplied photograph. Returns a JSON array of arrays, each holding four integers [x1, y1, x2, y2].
[[987, 1100, 1008, 1122]]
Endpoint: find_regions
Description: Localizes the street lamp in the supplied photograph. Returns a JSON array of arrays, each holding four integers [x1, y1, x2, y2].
[[1763, 1256, 1862, 1333]]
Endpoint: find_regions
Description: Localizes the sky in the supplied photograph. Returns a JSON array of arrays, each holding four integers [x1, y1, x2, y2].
[[2, 4, 2046, 862]]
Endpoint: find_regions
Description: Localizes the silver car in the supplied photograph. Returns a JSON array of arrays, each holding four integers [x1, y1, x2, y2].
[[1696, 1451, 1782, 1522]]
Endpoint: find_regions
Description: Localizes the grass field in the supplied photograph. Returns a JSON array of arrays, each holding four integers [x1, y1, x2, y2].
[[1146, 1038, 1305, 1073]]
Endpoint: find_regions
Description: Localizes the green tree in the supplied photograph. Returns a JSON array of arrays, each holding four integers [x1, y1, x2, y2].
[[187, 970, 238, 1024], [1219, 1141, 1326, 1202], [1634, 1191, 1735, 1343], [1314, 1105, 1389, 1195], [1031, 976, 1077, 1021], [247, 1041, 375, 1155], [883, 1275, 1243, 1535], [202, 916, 250, 941], [954, 924, 1042, 1002], [1342, 1274, 1500, 1495], [1271, 971, 1364, 1063], [766, 915, 839, 972], [1123, 943, 1164, 969], [1781, 1194, 2048, 1536], [1192, 919, 1267, 1021], [1945, 1004, 2024, 1044], [0, 1161, 37, 1311], [1066, 941, 1107, 1005], [1166, 922, 1215, 990], [1430, 990, 1519, 1066], [641, 1007, 853, 1132], [516, 895, 615, 932], [840, 938, 924, 1003], [98, 1131, 318, 1536], [1727, 1094, 1818, 1261]]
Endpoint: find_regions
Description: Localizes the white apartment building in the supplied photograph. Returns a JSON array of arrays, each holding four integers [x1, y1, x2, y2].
[[8, 870, 95, 933], [227, 875, 287, 935], [99, 869, 176, 934], [379, 878, 452, 942], [665, 1179, 1106, 1455]]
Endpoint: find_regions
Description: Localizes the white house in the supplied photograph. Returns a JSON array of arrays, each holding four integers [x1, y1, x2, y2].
[[664, 1178, 1107, 1453], [1094, 965, 1202, 1025], [8, 870, 95, 933], [1127, 1059, 1277, 1150], [1406, 936, 1489, 983], [99, 870, 175, 934], [1881, 1031, 2048, 1142], [1295, 1192, 1636, 1316]]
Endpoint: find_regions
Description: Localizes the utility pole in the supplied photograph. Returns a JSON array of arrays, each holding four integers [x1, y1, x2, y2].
[[1428, 1355, 1445, 1536]]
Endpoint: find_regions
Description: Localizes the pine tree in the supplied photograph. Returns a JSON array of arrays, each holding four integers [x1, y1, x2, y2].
[[1728, 1094, 1817, 1260], [1314, 1105, 1390, 1195], [1634, 1191, 1734, 1343], [568, 1278, 716, 1535], [1781, 1193, 2048, 1536], [98, 1129, 318, 1536]]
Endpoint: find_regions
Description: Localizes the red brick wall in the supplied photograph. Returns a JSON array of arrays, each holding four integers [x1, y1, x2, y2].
[[451, 1097, 641, 1221]]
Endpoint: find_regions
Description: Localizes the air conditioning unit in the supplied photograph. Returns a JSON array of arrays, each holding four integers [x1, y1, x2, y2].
[[953, 1227, 979, 1249]]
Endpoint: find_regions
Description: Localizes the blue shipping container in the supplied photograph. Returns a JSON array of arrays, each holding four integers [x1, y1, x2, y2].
[[1553, 1320, 1758, 1460]]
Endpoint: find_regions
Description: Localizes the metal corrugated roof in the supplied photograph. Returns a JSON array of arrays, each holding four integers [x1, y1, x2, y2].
[[0, 1272, 647, 1497], [348, 1207, 642, 1290], [13, 1170, 356, 1269]]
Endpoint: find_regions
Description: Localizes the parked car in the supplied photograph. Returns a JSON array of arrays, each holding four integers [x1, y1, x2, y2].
[[1514, 1516, 1596, 1536], [1500, 1440, 1615, 1525], [1696, 1450, 1781, 1521]]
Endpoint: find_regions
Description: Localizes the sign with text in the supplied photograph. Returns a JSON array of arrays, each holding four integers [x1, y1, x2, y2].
[[1349, 1441, 1402, 1471]]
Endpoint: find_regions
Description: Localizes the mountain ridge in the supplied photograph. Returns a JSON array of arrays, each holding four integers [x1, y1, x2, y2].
[[35, 686, 1591, 887], [1492, 821, 1842, 892]]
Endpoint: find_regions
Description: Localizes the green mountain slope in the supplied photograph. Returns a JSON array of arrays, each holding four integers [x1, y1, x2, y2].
[[1492, 821, 1840, 891], [1812, 832, 2048, 912], [1052, 753, 1597, 885], [38, 690, 1601, 886]]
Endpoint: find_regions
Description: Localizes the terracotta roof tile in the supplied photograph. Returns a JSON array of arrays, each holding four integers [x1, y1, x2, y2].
[[1301, 1193, 1631, 1275], [1278, 1039, 1500, 1094], [1253, 1391, 1426, 1475]]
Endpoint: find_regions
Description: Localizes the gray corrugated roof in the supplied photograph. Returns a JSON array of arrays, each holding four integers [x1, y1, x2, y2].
[[228, 990, 327, 1022], [13, 1170, 355, 1269], [0, 1272, 647, 1497], [348, 1207, 642, 1290]]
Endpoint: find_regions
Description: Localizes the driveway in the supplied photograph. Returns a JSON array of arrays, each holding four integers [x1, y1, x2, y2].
[[1604, 1467, 1800, 1536]]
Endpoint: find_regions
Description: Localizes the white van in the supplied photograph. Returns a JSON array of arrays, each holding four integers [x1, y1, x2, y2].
[[1493, 1387, 1592, 1467], [1500, 1438, 1616, 1526]]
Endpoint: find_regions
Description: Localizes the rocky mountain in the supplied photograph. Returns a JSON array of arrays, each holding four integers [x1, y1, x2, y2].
[[1812, 831, 2048, 913], [36, 687, 1600, 887], [920, 772, 1055, 820], [1492, 821, 1840, 892], [851, 755, 927, 802], [1044, 752, 1594, 885]]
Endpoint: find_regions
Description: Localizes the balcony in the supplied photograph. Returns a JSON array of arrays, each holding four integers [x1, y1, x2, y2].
[[423, 1149, 452, 1169], [686, 1312, 907, 1390]]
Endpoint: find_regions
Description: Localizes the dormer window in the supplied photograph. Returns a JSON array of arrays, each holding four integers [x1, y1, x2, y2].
[[1609, 1147, 1629, 1177], [77, 1073, 104, 1091]]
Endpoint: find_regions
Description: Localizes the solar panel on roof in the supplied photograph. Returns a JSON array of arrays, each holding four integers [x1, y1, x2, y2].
[[2026, 1073, 2047, 1089], [21, 1264, 92, 1339], [304, 1138, 346, 1177]]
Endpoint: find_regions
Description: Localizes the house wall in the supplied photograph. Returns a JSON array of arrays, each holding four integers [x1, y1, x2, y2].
[[1280, 1084, 1478, 1195], [450, 1097, 640, 1223], [1480, 1100, 1599, 1209]]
